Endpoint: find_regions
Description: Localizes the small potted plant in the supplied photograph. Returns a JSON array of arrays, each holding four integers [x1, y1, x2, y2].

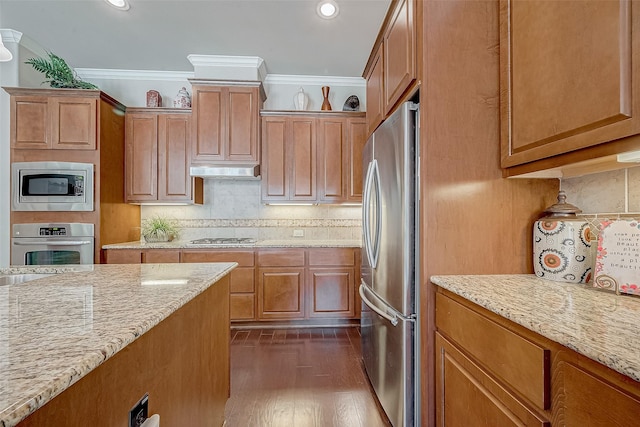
[[141, 216, 179, 243]]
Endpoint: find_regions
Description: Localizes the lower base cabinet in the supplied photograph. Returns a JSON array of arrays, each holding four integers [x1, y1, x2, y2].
[[436, 288, 640, 426], [103, 246, 360, 322]]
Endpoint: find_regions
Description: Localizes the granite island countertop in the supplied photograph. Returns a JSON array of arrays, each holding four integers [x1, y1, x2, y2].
[[102, 239, 362, 249], [0, 262, 236, 427], [431, 274, 640, 383]]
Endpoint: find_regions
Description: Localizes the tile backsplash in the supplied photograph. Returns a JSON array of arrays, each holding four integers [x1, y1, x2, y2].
[[141, 179, 362, 242], [561, 166, 640, 215]]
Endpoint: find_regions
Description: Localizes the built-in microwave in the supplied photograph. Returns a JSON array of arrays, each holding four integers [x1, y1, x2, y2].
[[12, 161, 94, 211]]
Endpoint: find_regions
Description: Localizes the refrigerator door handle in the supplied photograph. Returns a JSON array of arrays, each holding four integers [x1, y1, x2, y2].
[[359, 280, 417, 327], [362, 160, 379, 268]]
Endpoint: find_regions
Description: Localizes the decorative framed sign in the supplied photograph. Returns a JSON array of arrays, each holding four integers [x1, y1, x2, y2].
[[594, 219, 640, 296]]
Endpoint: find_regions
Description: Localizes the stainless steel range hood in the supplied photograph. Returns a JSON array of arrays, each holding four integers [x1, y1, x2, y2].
[[189, 164, 260, 179]]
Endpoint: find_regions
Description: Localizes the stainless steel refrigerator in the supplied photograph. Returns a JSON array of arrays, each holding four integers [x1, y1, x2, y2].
[[360, 101, 419, 427]]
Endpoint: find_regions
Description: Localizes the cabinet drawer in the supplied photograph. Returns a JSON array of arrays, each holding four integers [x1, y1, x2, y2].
[[181, 250, 255, 267], [142, 250, 180, 263], [257, 249, 305, 267], [230, 268, 255, 293], [230, 294, 255, 321], [436, 293, 550, 410], [307, 248, 356, 266], [104, 249, 142, 264]]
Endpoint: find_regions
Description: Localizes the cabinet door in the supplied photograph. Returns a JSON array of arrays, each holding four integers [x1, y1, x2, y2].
[[50, 97, 97, 150], [317, 117, 347, 202], [290, 117, 316, 201], [192, 85, 225, 162], [258, 267, 305, 319], [383, 0, 416, 114], [365, 44, 384, 136], [11, 95, 49, 149], [436, 333, 550, 427], [228, 86, 260, 162], [347, 117, 367, 202], [158, 113, 192, 202], [501, 0, 640, 167], [308, 267, 355, 318], [125, 112, 158, 202], [261, 117, 288, 201]]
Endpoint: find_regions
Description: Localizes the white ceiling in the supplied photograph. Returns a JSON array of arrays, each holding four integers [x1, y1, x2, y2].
[[0, 0, 390, 77]]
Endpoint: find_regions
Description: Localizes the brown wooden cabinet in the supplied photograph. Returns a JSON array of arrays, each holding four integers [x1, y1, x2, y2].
[[182, 249, 256, 321], [104, 246, 360, 322], [257, 249, 306, 320], [363, 0, 417, 135], [262, 112, 366, 204], [365, 44, 384, 136], [307, 248, 356, 318], [7, 89, 97, 150], [261, 114, 317, 202], [190, 80, 265, 166], [6, 87, 141, 264], [436, 288, 640, 426], [500, 0, 640, 169], [103, 248, 181, 264], [125, 108, 203, 204]]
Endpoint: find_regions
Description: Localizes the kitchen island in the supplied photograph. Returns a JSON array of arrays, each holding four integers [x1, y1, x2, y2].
[[0, 262, 235, 427], [431, 274, 640, 425]]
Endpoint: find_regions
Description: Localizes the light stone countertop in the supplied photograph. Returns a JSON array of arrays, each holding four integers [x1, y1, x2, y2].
[[431, 274, 640, 383], [0, 262, 236, 427], [102, 239, 362, 249]]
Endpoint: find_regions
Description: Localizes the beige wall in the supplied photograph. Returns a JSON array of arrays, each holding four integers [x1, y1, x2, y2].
[[141, 180, 362, 242], [561, 166, 640, 214]]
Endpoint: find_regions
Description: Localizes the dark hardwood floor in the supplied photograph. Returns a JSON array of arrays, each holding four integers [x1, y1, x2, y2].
[[224, 327, 391, 427]]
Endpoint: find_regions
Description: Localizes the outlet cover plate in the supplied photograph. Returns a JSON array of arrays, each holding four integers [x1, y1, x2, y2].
[[129, 393, 149, 427]]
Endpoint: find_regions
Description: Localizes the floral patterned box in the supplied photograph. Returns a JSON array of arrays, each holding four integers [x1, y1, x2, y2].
[[594, 219, 640, 296]]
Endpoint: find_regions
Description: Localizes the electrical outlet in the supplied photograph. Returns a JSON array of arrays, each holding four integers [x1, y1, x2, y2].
[[129, 394, 149, 427], [293, 229, 304, 237]]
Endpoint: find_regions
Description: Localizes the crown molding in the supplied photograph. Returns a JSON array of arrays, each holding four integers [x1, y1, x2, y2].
[[264, 74, 365, 87], [187, 54, 267, 81], [0, 29, 22, 43], [75, 68, 194, 81]]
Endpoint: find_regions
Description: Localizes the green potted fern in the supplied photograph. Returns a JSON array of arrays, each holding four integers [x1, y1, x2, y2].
[[25, 52, 98, 89], [141, 216, 180, 243]]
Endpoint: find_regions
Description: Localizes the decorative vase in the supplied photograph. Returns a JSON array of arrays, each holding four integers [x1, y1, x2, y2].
[[173, 87, 191, 108], [146, 90, 162, 107], [342, 95, 360, 111], [293, 87, 309, 110], [321, 86, 332, 111], [533, 191, 593, 284]]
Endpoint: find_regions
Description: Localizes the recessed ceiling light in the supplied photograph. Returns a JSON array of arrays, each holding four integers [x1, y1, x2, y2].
[[105, 0, 130, 11], [317, 0, 339, 19]]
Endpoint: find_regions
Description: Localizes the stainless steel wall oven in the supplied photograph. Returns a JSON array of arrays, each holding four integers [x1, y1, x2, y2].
[[11, 223, 95, 265]]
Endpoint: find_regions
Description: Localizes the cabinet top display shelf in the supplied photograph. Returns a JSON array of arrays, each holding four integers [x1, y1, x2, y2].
[[3, 87, 125, 111], [261, 110, 366, 117]]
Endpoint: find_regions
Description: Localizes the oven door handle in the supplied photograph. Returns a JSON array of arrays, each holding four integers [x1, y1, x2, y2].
[[13, 240, 93, 246]]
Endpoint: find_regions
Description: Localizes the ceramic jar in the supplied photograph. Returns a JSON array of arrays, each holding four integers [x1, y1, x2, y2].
[[533, 191, 593, 283], [173, 87, 191, 108], [293, 87, 309, 110]]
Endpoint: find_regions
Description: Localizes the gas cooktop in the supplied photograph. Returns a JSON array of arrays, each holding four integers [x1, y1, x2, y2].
[[188, 237, 257, 245]]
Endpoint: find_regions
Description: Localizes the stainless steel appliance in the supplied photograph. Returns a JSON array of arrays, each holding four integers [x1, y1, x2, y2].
[[360, 101, 419, 427], [12, 161, 94, 211], [188, 237, 257, 246], [11, 223, 95, 265]]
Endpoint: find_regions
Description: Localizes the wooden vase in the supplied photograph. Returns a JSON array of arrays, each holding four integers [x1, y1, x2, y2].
[[321, 86, 332, 111]]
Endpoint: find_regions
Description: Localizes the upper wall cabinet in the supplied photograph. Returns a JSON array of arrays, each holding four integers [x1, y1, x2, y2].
[[5, 88, 98, 150], [364, 0, 417, 135], [125, 108, 203, 204], [261, 111, 367, 204], [190, 80, 266, 166], [500, 0, 640, 170]]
